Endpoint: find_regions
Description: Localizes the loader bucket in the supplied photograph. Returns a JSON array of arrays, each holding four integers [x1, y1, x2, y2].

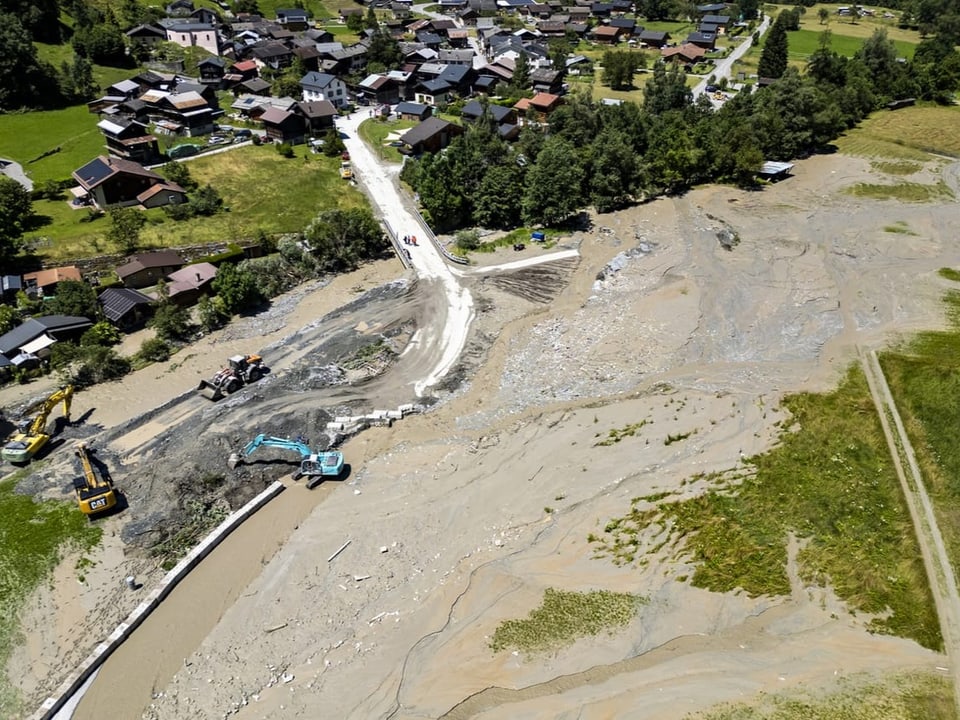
[[197, 380, 224, 401]]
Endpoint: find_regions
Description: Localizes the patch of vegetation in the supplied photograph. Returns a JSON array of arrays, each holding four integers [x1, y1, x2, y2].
[[884, 221, 918, 235], [358, 117, 416, 163], [490, 588, 645, 654], [594, 419, 650, 446], [341, 339, 395, 370], [847, 181, 952, 202], [937, 268, 960, 283], [469, 226, 567, 254], [664, 430, 694, 445], [24, 145, 368, 262], [0, 470, 102, 716], [150, 498, 228, 571], [690, 671, 955, 720], [880, 292, 960, 606], [836, 106, 960, 159], [591, 366, 942, 650], [872, 160, 923, 175]]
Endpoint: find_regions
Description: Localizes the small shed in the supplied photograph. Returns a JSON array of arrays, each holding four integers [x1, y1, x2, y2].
[[99, 287, 154, 329], [758, 161, 794, 180]]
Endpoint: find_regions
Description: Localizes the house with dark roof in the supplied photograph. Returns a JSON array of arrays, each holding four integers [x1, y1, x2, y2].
[[414, 78, 452, 106], [357, 74, 401, 105], [236, 77, 272, 96], [399, 117, 463, 155], [296, 100, 337, 133], [261, 107, 306, 144], [125, 23, 167, 45], [0, 316, 93, 361], [530, 68, 563, 94], [461, 99, 518, 126], [396, 101, 432, 120], [701, 14, 730, 31], [97, 118, 161, 165], [276, 7, 310, 30], [72, 157, 169, 209], [591, 25, 621, 43], [300, 71, 349, 107], [1, 275, 22, 303], [116, 251, 186, 289], [250, 42, 295, 70], [437, 64, 475, 96], [99, 288, 154, 329], [198, 57, 226, 85], [166, 263, 218, 306], [685, 30, 716, 49], [636, 29, 670, 47]]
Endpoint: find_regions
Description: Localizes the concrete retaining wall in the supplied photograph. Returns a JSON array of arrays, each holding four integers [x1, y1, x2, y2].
[[382, 218, 411, 269], [35, 481, 286, 720], [326, 403, 421, 437], [410, 206, 469, 265]]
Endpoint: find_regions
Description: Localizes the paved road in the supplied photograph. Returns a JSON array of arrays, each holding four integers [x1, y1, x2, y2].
[[692, 15, 771, 102]]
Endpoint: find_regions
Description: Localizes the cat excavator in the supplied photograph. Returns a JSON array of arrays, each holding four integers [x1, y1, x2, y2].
[[229, 434, 344, 487], [1, 385, 74, 464], [72, 443, 118, 517]]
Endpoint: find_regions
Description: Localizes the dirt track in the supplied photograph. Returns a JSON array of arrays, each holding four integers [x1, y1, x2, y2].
[[4, 146, 960, 718], [862, 349, 960, 714]]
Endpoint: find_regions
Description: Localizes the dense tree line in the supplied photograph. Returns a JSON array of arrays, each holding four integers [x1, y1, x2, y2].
[[403, 26, 959, 232]]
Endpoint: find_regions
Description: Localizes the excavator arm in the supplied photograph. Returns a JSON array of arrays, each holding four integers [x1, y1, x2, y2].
[[232, 434, 344, 480], [241, 434, 312, 460]]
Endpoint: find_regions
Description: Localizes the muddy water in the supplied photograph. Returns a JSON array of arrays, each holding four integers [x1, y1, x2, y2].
[[71, 481, 333, 720]]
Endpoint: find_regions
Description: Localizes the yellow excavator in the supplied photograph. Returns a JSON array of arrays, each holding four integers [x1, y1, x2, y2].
[[72, 443, 117, 516], [1, 385, 74, 464]]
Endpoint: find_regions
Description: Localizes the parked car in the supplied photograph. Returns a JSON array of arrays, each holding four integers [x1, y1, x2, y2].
[[234, 129, 252, 139], [168, 144, 200, 159], [208, 135, 227, 145]]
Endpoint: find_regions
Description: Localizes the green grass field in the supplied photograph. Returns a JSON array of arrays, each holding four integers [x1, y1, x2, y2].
[[788, 28, 916, 60], [836, 105, 960, 159], [0, 469, 102, 717], [591, 365, 942, 651], [880, 293, 960, 614], [26, 144, 368, 261], [0, 105, 108, 184], [358, 117, 417, 163], [693, 671, 955, 720]]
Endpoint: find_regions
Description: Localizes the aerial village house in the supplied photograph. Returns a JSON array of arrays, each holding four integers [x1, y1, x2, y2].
[[662, 43, 707, 66], [400, 117, 463, 155], [297, 100, 337, 134], [166, 263, 218, 306], [0, 316, 93, 366], [116, 251, 186, 289], [300, 71, 349, 107], [98, 288, 154, 330], [97, 118, 161, 164], [165, 22, 222, 55], [72, 157, 183, 209], [260, 107, 307, 145], [22, 267, 82, 297], [513, 92, 562, 124]]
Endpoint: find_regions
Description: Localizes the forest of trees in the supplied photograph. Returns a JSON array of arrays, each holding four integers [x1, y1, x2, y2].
[[403, 16, 960, 231]]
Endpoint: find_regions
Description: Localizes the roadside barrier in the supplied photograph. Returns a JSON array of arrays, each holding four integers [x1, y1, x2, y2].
[[33, 481, 286, 720]]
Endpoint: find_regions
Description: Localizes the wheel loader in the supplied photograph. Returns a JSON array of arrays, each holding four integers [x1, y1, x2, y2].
[[197, 354, 267, 401]]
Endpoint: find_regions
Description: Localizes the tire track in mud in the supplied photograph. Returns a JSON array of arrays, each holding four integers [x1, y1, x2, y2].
[[860, 348, 960, 715]]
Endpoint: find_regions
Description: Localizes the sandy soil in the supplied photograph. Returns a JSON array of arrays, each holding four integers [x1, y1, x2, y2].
[[5, 149, 960, 719]]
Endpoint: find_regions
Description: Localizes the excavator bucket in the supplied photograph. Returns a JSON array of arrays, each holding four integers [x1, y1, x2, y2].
[[197, 379, 224, 401]]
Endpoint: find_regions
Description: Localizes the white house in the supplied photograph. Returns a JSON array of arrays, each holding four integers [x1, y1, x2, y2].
[[165, 23, 221, 56], [299, 71, 348, 107]]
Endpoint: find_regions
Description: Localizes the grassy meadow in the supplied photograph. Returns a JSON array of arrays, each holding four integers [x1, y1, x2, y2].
[[26, 144, 367, 261], [591, 365, 943, 651], [835, 105, 960, 159], [358, 117, 417, 163], [0, 468, 102, 717], [880, 292, 960, 606]]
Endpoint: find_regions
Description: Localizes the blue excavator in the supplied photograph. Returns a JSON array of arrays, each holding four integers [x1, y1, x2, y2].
[[230, 434, 344, 486]]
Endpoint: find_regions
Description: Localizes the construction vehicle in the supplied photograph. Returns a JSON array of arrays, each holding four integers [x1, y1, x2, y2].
[[72, 443, 118, 516], [340, 160, 353, 180], [1, 385, 74, 464], [197, 354, 267, 401], [229, 433, 344, 484]]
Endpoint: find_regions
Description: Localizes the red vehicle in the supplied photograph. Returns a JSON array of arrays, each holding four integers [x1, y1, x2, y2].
[[341, 151, 350, 161]]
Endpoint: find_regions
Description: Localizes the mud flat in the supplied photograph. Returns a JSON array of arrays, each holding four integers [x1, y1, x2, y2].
[[7, 149, 960, 719]]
